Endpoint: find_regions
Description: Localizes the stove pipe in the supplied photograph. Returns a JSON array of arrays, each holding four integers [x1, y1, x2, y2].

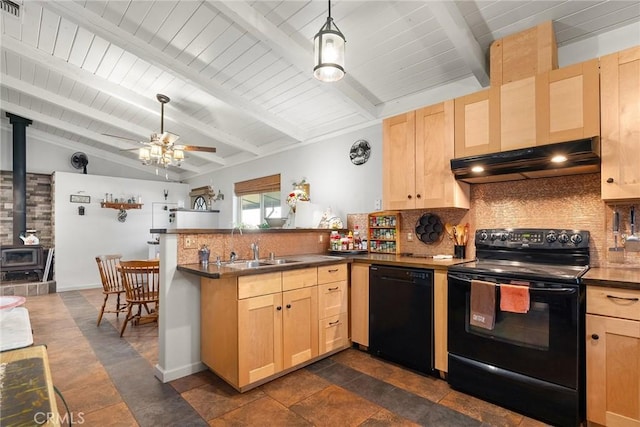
[[6, 113, 33, 245]]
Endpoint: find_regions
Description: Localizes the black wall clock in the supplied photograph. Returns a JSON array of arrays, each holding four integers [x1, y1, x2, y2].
[[350, 139, 371, 165]]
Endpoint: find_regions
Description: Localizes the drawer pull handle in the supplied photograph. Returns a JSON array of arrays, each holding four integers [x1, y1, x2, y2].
[[328, 286, 339, 291], [329, 319, 340, 326], [328, 269, 339, 273], [606, 294, 639, 302], [591, 334, 599, 340]]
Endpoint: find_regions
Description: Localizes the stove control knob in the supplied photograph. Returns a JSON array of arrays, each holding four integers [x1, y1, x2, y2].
[[490, 233, 498, 241], [571, 234, 583, 244], [479, 232, 488, 241], [546, 232, 557, 243], [500, 233, 508, 241], [558, 232, 570, 244]]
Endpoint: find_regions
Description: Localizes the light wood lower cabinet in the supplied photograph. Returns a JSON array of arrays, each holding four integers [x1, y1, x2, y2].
[[586, 286, 640, 426], [201, 264, 349, 391], [318, 264, 349, 353], [350, 263, 369, 346], [433, 270, 448, 373]]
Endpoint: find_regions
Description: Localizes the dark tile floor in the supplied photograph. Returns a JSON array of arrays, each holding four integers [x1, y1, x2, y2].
[[23, 288, 548, 426]]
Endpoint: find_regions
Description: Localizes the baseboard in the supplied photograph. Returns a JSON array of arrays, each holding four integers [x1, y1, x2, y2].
[[154, 361, 207, 383]]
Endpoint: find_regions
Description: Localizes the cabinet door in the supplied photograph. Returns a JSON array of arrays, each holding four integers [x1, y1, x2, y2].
[[454, 88, 500, 157], [383, 111, 417, 210], [586, 314, 640, 426], [415, 101, 469, 209], [499, 76, 537, 151], [601, 46, 640, 201], [350, 263, 369, 346], [318, 281, 348, 319], [282, 287, 318, 369], [319, 313, 349, 354], [537, 58, 599, 145], [238, 293, 283, 387]]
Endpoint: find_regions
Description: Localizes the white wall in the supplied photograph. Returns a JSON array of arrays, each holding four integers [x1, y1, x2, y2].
[[54, 171, 189, 291], [186, 124, 383, 228]]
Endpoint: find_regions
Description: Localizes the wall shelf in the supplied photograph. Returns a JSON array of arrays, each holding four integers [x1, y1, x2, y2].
[[100, 202, 143, 210]]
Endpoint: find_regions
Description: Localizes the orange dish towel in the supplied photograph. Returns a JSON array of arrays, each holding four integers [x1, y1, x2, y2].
[[500, 284, 530, 313], [470, 280, 496, 330]]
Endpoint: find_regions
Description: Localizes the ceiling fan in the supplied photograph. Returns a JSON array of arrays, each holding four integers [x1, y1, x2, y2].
[[105, 94, 216, 167]]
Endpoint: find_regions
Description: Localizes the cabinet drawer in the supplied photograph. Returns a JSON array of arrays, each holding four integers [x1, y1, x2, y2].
[[319, 312, 349, 354], [238, 272, 282, 299], [587, 286, 640, 321], [282, 267, 317, 291], [318, 281, 348, 319], [318, 264, 347, 284]]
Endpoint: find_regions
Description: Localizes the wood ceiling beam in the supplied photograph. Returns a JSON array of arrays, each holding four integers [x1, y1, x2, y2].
[[424, 1, 490, 87], [210, 1, 379, 120], [1, 36, 252, 159], [1, 101, 203, 175], [37, 0, 306, 142]]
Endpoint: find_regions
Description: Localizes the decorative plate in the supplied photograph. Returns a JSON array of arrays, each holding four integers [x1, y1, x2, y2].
[[0, 295, 26, 310], [415, 213, 444, 244], [350, 139, 371, 165]]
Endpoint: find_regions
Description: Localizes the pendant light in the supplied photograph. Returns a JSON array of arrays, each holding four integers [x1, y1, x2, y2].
[[313, 0, 346, 82]]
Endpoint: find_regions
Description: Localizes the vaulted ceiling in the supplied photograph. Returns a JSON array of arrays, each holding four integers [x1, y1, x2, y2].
[[2, 1, 639, 180]]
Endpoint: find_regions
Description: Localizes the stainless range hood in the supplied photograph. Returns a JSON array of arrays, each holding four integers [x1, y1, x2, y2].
[[450, 137, 600, 184]]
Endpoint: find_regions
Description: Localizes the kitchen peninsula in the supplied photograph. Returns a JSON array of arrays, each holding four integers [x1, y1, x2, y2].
[[152, 227, 472, 388]]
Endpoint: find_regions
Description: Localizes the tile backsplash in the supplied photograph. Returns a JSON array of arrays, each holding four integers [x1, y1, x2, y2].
[[352, 173, 639, 268]]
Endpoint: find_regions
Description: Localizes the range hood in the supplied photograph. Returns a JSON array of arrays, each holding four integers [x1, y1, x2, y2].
[[450, 137, 600, 184]]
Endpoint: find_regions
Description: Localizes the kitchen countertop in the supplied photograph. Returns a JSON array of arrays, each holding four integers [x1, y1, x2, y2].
[[178, 252, 474, 279], [582, 267, 640, 290], [178, 254, 350, 279]]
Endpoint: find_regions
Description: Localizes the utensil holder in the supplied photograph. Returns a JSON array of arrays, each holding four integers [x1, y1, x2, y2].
[[454, 245, 466, 259]]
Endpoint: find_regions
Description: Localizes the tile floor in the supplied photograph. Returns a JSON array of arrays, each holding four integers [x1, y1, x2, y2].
[[22, 288, 549, 427]]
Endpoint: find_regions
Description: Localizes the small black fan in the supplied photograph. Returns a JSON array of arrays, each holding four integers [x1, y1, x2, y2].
[[71, 152, 89, 174]]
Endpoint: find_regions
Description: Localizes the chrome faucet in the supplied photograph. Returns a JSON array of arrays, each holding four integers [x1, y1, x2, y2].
[[251, 242, 259, 261], [230, 224, 242, 262]]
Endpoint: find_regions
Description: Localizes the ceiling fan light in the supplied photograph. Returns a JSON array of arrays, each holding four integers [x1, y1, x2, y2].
[[172, 149, 185, 161], [313, 1, 345, 82], [139, 147, 151, 161], [150, 144, 163, 158]]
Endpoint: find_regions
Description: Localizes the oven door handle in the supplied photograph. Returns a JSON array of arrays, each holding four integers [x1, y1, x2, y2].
[[448, 274, 577, 294]]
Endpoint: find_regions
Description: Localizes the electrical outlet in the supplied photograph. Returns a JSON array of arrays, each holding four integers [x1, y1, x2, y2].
[[407, 232, 413, 241], [184, 236, 196, 248], [374, 199, 382, 210], [319, 234, 324, 243]]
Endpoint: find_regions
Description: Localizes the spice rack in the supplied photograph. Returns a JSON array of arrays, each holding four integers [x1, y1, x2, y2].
[[100, 202, 143, 210], [368, 211, 400, 254]]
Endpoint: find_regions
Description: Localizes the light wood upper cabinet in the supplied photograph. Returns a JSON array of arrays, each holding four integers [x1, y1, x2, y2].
[[537, 58, 600, 145], [383, 112, 416, 210], [384, 102, 470, 210], [350, 263, 369, 347], [454, 88, 500, 157], [586, 286, 640, 426], [600, 46, 640, 201], [499, 76, 537, 151]]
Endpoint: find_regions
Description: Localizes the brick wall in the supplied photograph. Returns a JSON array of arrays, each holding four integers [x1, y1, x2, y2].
[[0, 171, 53, 247]]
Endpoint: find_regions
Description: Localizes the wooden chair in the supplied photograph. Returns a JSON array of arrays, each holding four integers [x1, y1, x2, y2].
[[95, 254, 127, 326], [119, 260, 160, 336]]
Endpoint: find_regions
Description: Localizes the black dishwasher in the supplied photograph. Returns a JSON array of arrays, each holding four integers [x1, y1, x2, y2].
[[369, 265, 434, 375]]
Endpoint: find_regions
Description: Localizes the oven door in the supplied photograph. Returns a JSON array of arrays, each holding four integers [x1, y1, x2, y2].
[[447, 271, 584, 389]]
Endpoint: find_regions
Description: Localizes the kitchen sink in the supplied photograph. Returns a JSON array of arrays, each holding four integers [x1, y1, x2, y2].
[[225, 260, 271, 269], [262, 258, 298, 265]]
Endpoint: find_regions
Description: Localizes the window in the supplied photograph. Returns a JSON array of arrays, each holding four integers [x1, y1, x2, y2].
[[234, 174, 281, 227], [193, 196, 207, 210]]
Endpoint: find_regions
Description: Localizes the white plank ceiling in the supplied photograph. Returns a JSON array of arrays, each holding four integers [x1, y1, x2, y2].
[[1, 0, 639, 179]]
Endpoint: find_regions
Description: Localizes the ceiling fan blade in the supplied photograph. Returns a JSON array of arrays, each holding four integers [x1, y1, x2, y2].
[[102, 133, 140, 142], [177, 145, 217, 153], [160, 131, 180, 145]]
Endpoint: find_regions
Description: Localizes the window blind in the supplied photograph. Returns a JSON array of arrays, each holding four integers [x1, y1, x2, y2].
[[234, 173, 280, 196]]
